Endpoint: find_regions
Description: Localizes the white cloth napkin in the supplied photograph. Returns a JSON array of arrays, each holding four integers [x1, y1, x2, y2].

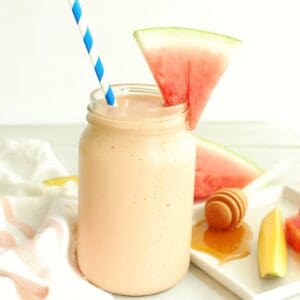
[[0, 140, 113, 300]]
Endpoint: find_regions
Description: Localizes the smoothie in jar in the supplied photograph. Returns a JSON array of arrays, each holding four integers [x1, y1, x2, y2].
[[77, 84, 196, 296]]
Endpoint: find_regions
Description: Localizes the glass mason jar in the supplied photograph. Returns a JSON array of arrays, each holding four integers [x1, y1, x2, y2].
[[77, 84, 196, 296]]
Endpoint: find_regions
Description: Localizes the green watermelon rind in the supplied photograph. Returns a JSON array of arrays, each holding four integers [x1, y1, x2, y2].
[[134, 27, 241, 49], [195, 134, 263, 175]]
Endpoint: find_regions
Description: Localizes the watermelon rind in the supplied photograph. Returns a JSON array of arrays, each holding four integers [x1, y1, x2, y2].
[[134, 27, 241, 54]]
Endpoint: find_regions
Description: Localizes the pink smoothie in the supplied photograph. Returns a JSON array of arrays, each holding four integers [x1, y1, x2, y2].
[[77, 84, 196, 295]]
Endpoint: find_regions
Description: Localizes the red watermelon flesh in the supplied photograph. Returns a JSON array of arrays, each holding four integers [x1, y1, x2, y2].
[[134, 28, 241, 129], [194, 136, 262, 201]]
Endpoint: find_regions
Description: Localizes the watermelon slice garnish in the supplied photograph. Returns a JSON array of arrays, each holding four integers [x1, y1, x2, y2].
[[285, 214, 300, 252], [194, 135, 262, 201], [134, 27, 241, 129]]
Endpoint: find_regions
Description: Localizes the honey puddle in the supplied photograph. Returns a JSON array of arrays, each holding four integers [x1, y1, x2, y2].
[[192, 220, 252, 264]]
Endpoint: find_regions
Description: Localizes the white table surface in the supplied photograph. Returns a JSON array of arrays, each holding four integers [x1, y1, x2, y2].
[[0, 122, 300, 300]]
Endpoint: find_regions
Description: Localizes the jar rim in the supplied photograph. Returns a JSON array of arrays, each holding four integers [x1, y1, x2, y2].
[[89, 83, 188, 122]]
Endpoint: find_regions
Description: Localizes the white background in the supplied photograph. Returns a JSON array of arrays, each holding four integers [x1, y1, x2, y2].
[[0, 0, 299, 129]]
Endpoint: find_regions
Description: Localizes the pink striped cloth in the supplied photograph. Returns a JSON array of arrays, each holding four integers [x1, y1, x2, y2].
[[0, 140, 113, 300]]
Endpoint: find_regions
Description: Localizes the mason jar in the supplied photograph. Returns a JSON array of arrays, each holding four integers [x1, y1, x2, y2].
[[77, 84, 196, 296]]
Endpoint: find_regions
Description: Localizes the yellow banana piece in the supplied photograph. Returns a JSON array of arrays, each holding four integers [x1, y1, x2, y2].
[[43, 176, 78, 187], [258, 207, 287, 278]]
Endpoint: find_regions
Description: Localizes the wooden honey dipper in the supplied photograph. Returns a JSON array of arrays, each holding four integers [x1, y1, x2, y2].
[[205, 188, 247, 230], [204, 160, 290, 230]]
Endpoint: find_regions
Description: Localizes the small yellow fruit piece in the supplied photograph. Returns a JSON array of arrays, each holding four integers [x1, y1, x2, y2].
[[43, 176, 78, 186], [258, 207, 287, 278]]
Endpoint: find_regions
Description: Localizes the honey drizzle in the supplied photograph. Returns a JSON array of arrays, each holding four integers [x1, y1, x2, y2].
[[192, 220, 252, 264]]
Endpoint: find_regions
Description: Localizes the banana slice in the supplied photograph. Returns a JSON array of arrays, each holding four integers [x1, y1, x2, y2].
[[258, 207, 287, 278]]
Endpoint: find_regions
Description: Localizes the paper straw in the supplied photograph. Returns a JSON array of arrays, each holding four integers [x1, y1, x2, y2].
[[243, 159, 291, 196], [68, 0, 116, 106]]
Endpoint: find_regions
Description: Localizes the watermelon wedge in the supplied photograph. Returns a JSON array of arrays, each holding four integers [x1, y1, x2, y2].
[[194, 135, 262, 201], [134, 27, 241, 129]]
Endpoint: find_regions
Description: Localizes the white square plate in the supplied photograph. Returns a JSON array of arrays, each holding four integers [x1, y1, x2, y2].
[[191, 185, 300, 300]]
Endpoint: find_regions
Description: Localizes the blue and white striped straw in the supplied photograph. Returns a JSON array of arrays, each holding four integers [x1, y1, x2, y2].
[[68, 0, 116, 106]]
